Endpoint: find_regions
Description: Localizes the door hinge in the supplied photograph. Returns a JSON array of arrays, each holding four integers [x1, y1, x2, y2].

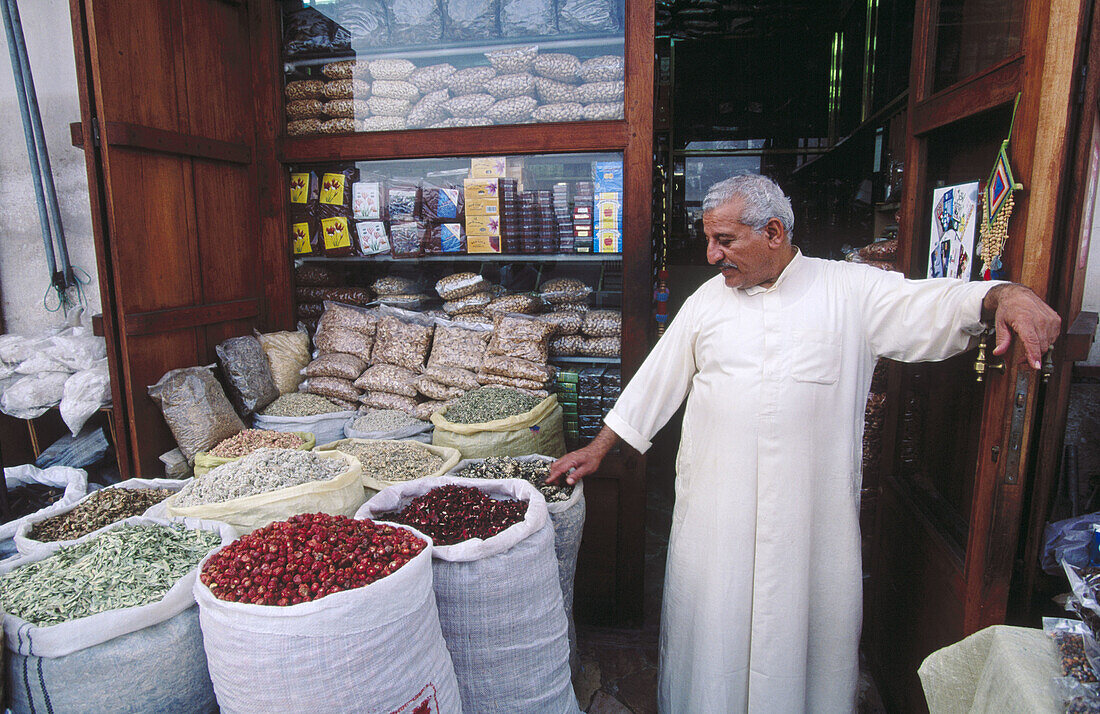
[[91, 117, 100, 147], [1003, 371, 1030, 484]]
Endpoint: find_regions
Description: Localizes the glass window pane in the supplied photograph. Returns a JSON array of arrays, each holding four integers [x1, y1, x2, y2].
[[281, 0, 625, 135], [932, 0, 1025, 94]]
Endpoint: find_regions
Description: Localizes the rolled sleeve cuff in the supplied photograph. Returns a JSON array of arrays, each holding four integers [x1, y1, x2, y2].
[[604, 409, 652, 454], [968, 280, 1007, 335]]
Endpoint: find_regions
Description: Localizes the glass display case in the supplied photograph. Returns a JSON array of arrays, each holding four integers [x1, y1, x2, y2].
[[280, 0, 626, 134]]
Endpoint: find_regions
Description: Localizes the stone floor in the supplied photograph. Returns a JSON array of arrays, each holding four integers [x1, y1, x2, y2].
[[571, 482, 887, 713]]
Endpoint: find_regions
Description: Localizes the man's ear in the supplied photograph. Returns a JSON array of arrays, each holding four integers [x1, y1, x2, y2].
[[764, 217, 787, 247]]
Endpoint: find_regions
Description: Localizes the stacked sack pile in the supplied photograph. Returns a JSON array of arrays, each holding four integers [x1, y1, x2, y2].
[[356, 307, 434, 416], [477, 313, 556, 398], [294, 263, 372, 331], [371, 274, 431, 309], [539, 277, 592, 358], [301, 302, 378, 411]]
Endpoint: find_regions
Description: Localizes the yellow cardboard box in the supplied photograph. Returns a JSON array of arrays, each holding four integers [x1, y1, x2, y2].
[[469, 157, 506, 178]]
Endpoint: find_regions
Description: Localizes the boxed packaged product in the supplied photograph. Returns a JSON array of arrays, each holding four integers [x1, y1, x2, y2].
[[470, 156, 507, 178]]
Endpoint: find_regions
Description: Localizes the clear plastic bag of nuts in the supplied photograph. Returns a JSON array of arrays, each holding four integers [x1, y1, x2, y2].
[[486, 293, 542, 316], [580, 336, 621, 357], [414, 398, 455, 421], [488, 313, 555, 363], [550, 334, 583, 356], [414, 376, 466, 401], [538, 310, 583, 336], [427, 321, 492, 372], [581, 309, 622, 337], [423, 365, 481, 391], [538, 277, 592, 304], [302, 376, 361, 404], [371, 307, 436, 372], [314, 327, 375, 361], [443, 292, 491, 316], [484, 45, 538, 73], [318, 301, 379, 336], [359, 390, 420, 414], [480, 354, 555, 384], [302, 353, 367, 381], [435, 272, 490, 300], [476, 371, 551, 392], [353, 364, 419, 398]]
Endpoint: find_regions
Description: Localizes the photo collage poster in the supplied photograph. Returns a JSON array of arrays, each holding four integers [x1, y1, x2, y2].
[[928, 182, 979, 280]]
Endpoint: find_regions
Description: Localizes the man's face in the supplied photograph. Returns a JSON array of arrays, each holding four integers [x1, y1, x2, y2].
[[703, 197, 785, 289]]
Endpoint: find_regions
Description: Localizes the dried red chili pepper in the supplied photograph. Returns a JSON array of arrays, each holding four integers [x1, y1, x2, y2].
[[200, 512, 424, 606], [379, 485, 528, 546]]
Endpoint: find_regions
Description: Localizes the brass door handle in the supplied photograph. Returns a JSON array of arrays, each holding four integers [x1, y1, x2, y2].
[[974, 332, 1005, 382], [1041, 347, 1055, 384]]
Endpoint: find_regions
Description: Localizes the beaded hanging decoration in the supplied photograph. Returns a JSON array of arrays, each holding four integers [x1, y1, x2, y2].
[[979, 95, 1023, 280]]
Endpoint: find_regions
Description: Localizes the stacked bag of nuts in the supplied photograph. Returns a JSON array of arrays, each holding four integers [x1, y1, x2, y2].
[[477, 313, 556, 397], [578, 308, 621, 357], [285, 45, 624, 135], [846, 237, 899, 272], [356, 307, 436, 417], [538, 277, 593, 357], [371, 274, 430, 309], [301, 301, 379, 410], [294, 263, 372, 331]]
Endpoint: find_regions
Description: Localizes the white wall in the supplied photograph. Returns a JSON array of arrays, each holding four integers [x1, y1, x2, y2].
[[0, 0, 99, 335], [1084, 191, 1100, 366]]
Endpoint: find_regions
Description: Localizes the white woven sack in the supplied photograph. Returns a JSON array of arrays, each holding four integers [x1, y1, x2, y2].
[[15, 478, 188, 558], [360, 476, 578, 714], [2, 516, 236, 714], [193, 524, 461, 714], [447, 455, 586, 674], [0, 465, 87, 559], [343, 414, 434, 443], [252, 409, 356, 446]]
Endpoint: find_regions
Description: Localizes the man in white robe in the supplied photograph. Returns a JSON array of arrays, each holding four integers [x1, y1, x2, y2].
[[548, 174, 1060, 713]]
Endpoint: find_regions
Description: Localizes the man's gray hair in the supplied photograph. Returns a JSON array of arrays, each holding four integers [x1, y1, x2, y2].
[[702, 174, 794, 237]]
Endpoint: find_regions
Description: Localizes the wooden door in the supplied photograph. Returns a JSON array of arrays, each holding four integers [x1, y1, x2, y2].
[[865, 0, 1092, 709], [68, 0, 290, 476]]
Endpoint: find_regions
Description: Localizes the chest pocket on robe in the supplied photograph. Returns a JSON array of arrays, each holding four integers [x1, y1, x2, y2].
[[788, 329, 842, 384]]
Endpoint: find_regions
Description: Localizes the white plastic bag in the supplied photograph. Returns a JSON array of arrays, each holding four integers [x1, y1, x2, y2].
[[448, 455, 586, 674], [43, 326, 106, 372], [252, 409, 357, 447], [360, 476, 578, 714], [193, 524, 462, 714], [59, 358, 111, 436], [0, 372, 70, 419], [343, 414, 433, 443], [0, 465, 88, 558], [15, 478, 187, 558], [2, 516, 235, 714]]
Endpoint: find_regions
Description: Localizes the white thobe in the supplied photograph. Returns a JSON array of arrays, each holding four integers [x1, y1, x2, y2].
[[604, 252, 999, 713]]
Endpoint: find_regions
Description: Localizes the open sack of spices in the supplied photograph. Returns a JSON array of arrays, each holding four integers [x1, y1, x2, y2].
[[14, 477, 186, 558], [193, 513, 461, 713], [431, 385, 566, 459], [0, 464, 88, 559], [343, 408, 433, 443], [253, 392, 357, 446], [315, 438, 460, 496], [193, 429, 316, 477], [450, 454, 586, 675], [360, 476, 578, 714], [0, 516, 235, 714], [164, 448, 364, 533], [1042, 617, 1100, 713]]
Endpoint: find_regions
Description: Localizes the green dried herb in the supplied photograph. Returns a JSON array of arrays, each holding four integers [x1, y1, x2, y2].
[[0, 524, 220, 626], [30, 488, 175, 543], [444, 386, 541, 424], [457, 457, 574, 502]]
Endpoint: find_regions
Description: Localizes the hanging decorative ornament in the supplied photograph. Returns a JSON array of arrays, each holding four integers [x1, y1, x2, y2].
[[979, 94, 1023, 280]]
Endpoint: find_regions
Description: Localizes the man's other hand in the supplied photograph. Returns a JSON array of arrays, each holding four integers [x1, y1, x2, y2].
[[983, 283, 1061, 369]]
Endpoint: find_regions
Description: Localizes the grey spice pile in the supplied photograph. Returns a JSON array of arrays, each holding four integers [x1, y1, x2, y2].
[[443, 386, 541, 424], [351, 409, 427, 433], [30, 487, 176, 543], [209, 429, 306, 458], [0, 524, 220, 626], [458, 457, 574, 503], [173, 448, 345, 507], [334, 441, 443, 482], [261, 392, 345, 417]]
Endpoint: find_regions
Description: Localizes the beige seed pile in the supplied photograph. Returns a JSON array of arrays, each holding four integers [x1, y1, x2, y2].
[[262, 393, 345, 417], [209, 429, 305, 458], [334, 441, 443, 482]]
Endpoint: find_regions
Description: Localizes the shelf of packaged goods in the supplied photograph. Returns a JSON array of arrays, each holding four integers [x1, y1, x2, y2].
[[550, 355, 621, 365], [284, 34, 625, 69], [297, 253, 622, 264]]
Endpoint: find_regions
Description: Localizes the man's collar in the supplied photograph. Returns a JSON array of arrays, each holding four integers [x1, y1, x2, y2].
[[743, 248, 803, 295]]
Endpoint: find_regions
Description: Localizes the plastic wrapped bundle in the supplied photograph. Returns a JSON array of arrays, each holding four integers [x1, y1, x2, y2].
[[388, 0, 442, 45], [336, 0, 390, 46], [442, 0, 499, 40], [500, 0, 557, 36], [556, 0, 621, 33]]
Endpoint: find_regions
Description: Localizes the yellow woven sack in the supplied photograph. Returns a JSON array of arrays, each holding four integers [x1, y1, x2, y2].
[[314, 438, 461, 497], [163, 450, 364, 533], [192, 432, 316, 477], [430, 394, 565, 460]]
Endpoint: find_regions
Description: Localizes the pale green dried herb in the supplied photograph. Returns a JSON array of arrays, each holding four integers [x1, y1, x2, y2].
[[443, 386, 541, 424], [0, 524, 220, 626]]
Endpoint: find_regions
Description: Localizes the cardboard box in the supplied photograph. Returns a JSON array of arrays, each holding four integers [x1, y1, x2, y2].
[[470, 157, 506, 178], [465, 214, 502, 236], [466, 234, 502, 253], [596, 228, 622, 253], [464, 195, 501, 216]]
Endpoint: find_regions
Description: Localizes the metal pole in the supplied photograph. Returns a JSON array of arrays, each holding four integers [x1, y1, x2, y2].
[[6, 0, 73, 287], [0, 0, 58, 280]]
